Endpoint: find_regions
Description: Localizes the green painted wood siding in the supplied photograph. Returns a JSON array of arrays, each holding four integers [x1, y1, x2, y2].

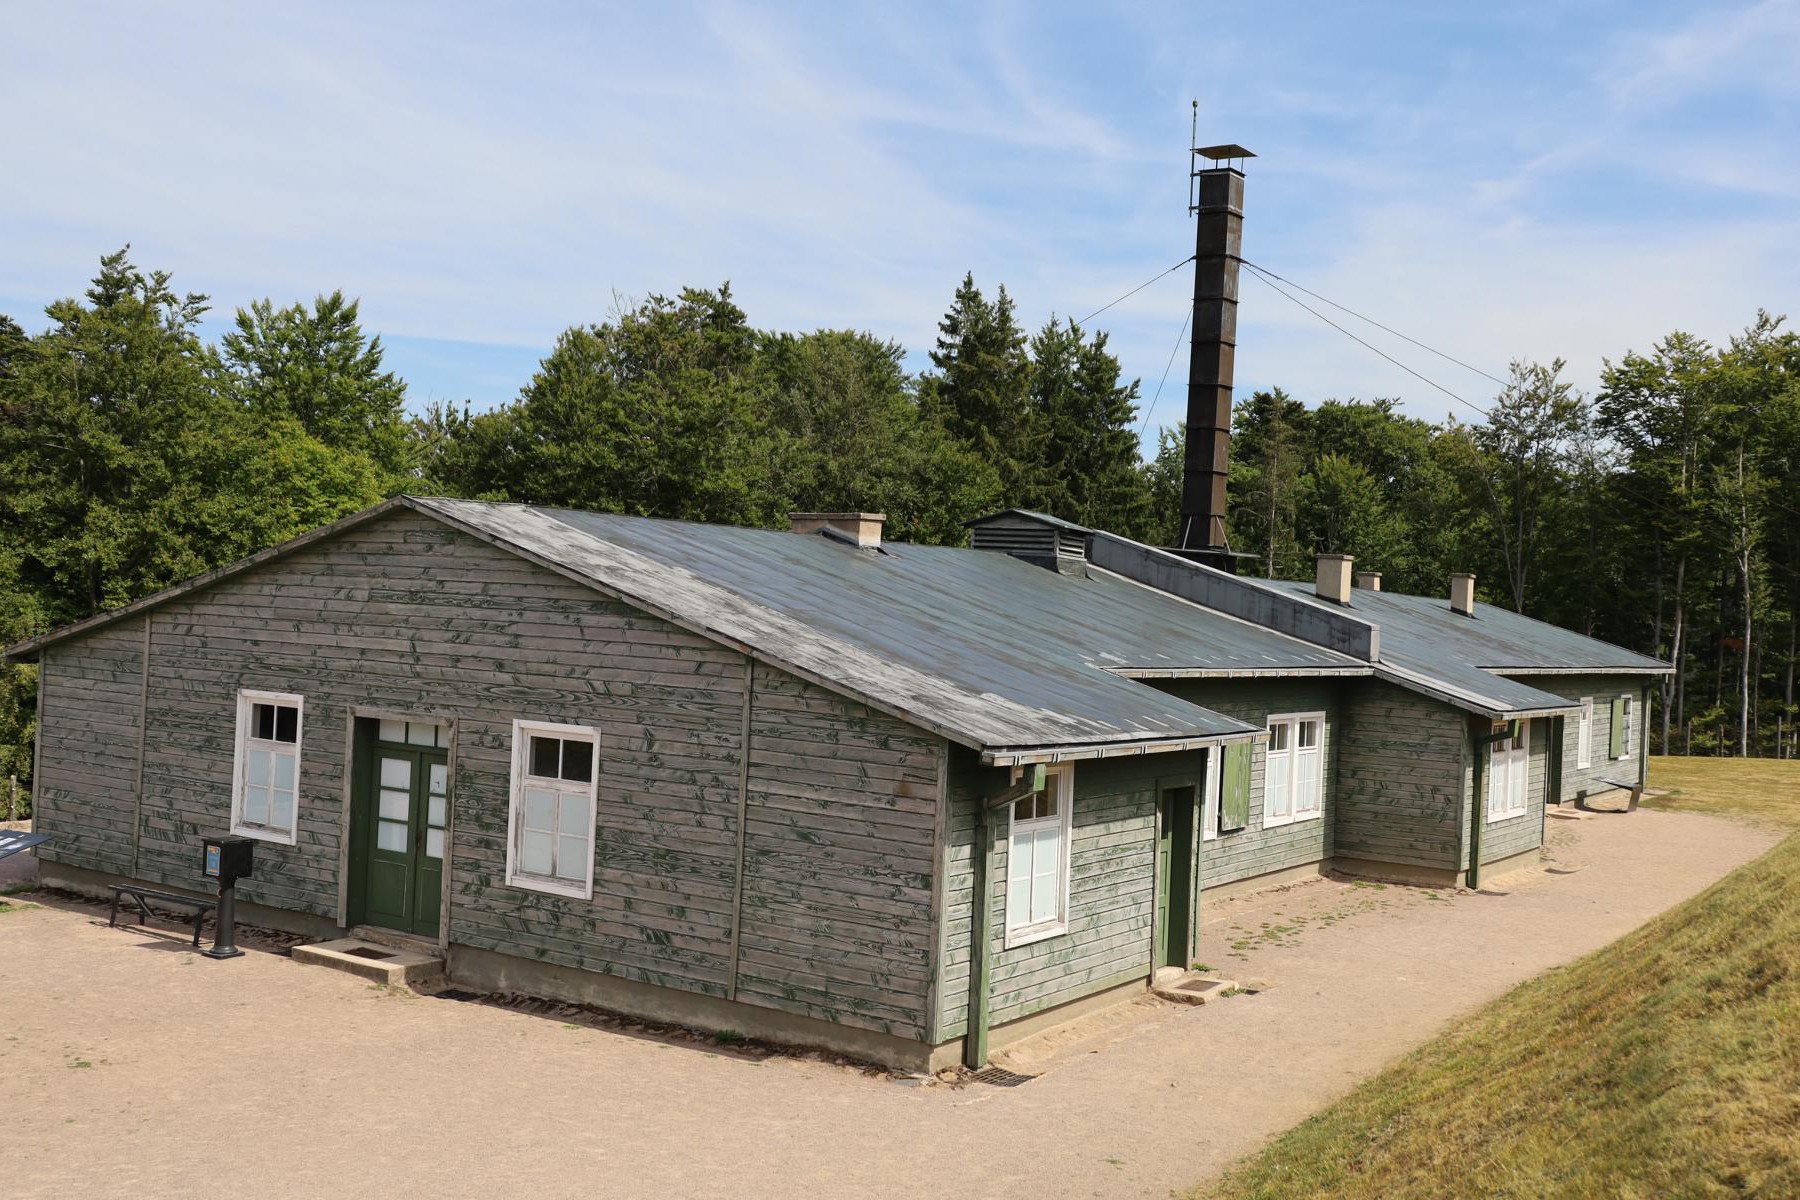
[[1502, 674, 1650, 802], [34, 509, 943, 1039], [1334, 680, 1466, 870], [1154, 680, 1339, 888], [32, 621, 145, 877], [1459, 716, 1549, 869], [935, 747, 1206, 1040], [736, 669, 941, 1040]]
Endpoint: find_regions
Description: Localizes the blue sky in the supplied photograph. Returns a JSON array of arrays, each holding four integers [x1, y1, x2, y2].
[[4, 1, 1797, 451]]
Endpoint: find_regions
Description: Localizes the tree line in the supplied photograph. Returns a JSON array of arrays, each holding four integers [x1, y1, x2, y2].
[[3, 249, 1796, 804]]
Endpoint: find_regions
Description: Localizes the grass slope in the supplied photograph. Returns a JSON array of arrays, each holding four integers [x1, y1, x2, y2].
[[1199, 764, 1800, 1200]]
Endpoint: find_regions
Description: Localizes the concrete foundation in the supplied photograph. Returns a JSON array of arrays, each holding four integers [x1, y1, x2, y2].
[[1201, 860, 1331, 901], [37, 859, 346, 941], [446, 942, 937, 1072]]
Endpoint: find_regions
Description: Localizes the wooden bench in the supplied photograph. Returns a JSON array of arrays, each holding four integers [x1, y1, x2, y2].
[[108, 885, 216, 948]]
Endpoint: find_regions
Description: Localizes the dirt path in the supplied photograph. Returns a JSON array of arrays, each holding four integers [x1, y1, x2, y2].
[[0, 810, 1776, 1199]]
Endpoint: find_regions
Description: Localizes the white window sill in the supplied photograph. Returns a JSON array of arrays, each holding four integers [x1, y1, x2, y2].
[[507, 873, 592, 901], [1485, 808, 1528, 825], [1004, 921, 1067, 950], [1263, 810, 1322, 829], [230, 824, 296, 847]]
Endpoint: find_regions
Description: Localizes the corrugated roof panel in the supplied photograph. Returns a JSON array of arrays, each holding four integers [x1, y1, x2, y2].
[[418, 499, 1316, 753]]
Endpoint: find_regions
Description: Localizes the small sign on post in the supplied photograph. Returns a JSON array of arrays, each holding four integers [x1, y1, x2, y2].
[[200, 836, 255, 960]]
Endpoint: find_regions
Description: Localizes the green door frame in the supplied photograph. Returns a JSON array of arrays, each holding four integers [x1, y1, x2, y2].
[[347, 720, 448, 938], [1153, 766, 1203, 973]]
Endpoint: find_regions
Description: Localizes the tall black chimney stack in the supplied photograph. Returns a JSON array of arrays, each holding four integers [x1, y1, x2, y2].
[[1177, 141, 1254, 572]]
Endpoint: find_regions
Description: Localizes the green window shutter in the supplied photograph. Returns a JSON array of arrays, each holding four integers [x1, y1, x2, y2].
[[1609, 697, 1625, 759], [1220, 741, 1251, 832]]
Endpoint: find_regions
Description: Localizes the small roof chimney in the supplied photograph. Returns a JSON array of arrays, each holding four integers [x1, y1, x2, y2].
[[1315, 553, 1353, 605], [790, 512, 885, 549], [1355, 571, 1382, 592], [1450, 572, 1476, 617]]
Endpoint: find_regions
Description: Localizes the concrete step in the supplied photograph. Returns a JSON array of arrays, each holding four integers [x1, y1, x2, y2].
[[292, 937, 443, 988], [350, 924, 442, 956], [1151, 971, 1238, 1006]]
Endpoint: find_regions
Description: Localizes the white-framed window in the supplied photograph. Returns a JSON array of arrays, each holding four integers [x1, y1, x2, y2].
[[1005, 763, 1073, 947], [1201, 747, 1221, 842], [505, 720, 599, 899], [1264, 712, 1325, 828], [1617, 694, 1634, 760], [1487, 719, 1530, 822], [231, 690, 303, 845], [1577, 697, 1593, 770]]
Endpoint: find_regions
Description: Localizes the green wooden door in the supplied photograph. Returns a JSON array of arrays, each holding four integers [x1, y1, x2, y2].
[[1156, 785, 1196, 969], [358, 741, 449, 938]]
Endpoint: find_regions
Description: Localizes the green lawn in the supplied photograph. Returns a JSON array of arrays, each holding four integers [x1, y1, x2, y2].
[[1645, 756, 1800, 830], [1195, 758, 1800, 1200]]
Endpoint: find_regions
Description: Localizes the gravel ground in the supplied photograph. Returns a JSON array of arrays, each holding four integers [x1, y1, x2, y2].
[[0, 808, 1776, 1200]]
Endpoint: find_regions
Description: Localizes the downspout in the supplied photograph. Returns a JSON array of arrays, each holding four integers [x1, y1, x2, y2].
[[964, 764, 1045, 1070], [1468, 719, 1519, 890]]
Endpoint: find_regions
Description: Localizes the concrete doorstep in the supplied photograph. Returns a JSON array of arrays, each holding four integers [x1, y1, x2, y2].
[[1150, 967, 1239, 1006], [291, 937, 444, 989]]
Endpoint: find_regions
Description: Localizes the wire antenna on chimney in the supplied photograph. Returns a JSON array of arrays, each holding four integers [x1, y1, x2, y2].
[[1188, 100, 1199, 214]]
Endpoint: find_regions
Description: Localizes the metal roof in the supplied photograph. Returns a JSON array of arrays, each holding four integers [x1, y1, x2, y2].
[[964, 508, 1091, 532], [1258, 579, 1670, 718], [416, 499, 1369, 757], [6, 497, 1362, 760]]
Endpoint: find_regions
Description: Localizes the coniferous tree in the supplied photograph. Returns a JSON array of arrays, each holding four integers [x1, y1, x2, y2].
[[1027, 317, 1149, 534], [919, 273, 1038, 506]]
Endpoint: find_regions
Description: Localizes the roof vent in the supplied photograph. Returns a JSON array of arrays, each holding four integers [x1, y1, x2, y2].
[[1450, 572, 1476, 617], [967, 510, 1089, 575], [790, 512, 884, 549], [1315, 554, 1353, 605], [1355, 571, 1382, 592]]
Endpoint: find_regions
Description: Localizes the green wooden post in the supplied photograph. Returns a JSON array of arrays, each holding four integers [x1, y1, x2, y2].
[[964, 763, 1045, 1070], [963, 799, 995, 1069]]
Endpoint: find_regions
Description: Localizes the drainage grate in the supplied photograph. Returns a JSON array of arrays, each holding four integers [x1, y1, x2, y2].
[[433, 989, 482, 1002], [343, 946, 397, 961], [972, 1066, 1037, 1088]]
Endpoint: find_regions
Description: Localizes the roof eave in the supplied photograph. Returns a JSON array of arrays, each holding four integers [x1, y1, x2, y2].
[[981, 727, 1265, 767]]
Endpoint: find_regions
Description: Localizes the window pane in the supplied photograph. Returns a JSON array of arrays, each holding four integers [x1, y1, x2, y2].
[[246, 748, 270, 787], [529, 736, 560, 779], [271, 790, 295, 833], [1267, 751, 1291, 819], [1030, 827, 1060, 924], [428, 763, 448, 796], [253, 703, 274, 740], [1269, 723, 1288, 751], [1013, 796, 1032, 822], [428, 795, 446, 828], [425, 828, 444, 859], [561, 738, 593, 783], [558, 791, 587, 837], [243, 785, 269, 826], [379, 788, 410, 821], [274, 705, 298, 744], [523, 788, 556, 834], [379, 719, 406, 743], [1006, 831, 1033, 932], [1038, 789, 1057, 819], [272, 750, 295, 793], [556, 835, 588, 882], [377, 820, 408, 853], [1298, 720, 1318, 749], [436, 725, 450, 749], [380, 757, 411, 790], [407, 722, 437, 747], [520, 829, 553, 875]]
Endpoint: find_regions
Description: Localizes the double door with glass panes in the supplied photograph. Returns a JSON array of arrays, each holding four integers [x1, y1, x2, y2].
[[355, 722, 449, 938]]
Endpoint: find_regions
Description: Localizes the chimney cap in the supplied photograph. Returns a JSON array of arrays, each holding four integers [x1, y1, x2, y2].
[[1194, 144, 1256, 164]]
